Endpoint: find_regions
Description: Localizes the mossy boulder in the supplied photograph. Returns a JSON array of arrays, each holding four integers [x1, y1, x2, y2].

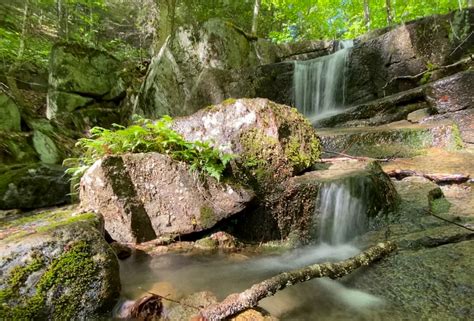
[[173, 98, 321, 190], [0, 163, 70, 210], [47, 43, 125, 131], [0, 131, 39, 165], [0, 208, 121, 320], [0, 93, 21, 131]]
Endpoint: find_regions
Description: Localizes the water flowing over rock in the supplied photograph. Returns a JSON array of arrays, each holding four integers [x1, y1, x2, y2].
[[80, 153, 254, 244], [0, 209, 121, 320], [293, 40, 353, 120]]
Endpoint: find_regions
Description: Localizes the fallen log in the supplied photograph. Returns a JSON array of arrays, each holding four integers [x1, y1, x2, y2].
[[197, 242, 396, 321], [386, 169, 470, 184]]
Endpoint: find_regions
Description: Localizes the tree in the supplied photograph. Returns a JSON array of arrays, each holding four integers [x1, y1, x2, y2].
[[385, 0, 393, 25], [251, 0, 261, 35], [364, 0, 371, 30]]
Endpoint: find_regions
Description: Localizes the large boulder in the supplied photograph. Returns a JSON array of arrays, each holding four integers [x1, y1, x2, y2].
[[345, 8, 474, 105], [0, 132, 38, 165], [47, 43, 125, 130], [80, 153, 254, 244], [0, 208, 121, 320], [172, 98, 321, 188], [0, 164, 70, 210]]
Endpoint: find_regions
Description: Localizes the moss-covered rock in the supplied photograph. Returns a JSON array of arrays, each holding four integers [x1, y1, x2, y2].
[[0, 93, 21, 131], [0, 208, 120, 320], [0, 131, 39, 165], [0, 163, 70, 210]]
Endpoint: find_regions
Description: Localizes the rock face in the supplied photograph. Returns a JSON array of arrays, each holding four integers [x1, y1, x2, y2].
[[0, 209, 121, 320], [80, 153, 254, 244], [173, 98, 321, 184], [345, 8, 474, 105], [47, 43, 125, 131], [0, 164, 70, 210], [231, 160, 399, 243]]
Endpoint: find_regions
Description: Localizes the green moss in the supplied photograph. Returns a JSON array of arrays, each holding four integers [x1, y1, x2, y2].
[[284, 135, 320, 171], [1, 241, 99, 320], [200, 206, 216, 228], [222, 98, 237, 105], [430, 198, 451, 215], [451, 124, 464, 150]]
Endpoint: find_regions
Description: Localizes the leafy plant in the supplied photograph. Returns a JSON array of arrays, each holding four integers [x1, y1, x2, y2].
[[64, 115, 235, 189]]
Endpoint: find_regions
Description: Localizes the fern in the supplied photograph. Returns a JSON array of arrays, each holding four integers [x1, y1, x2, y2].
[[64, 115, 235, 191]]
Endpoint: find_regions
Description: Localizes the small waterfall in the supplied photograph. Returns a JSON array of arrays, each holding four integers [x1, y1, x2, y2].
[[317, 178, 368, 245], [293, 40, 353, 121]]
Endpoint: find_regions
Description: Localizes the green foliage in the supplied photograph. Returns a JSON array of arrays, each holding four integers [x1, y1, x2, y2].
[[64, 115, 235, 186]]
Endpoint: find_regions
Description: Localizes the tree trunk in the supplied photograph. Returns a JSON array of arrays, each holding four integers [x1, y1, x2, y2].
[[56, 0, 68, 40], [251, 0, 261, 35], [385, 0, 393, 25], [198, 242, 396, 321], [363, 0, 371, 30], [156, 0, 177, 54]]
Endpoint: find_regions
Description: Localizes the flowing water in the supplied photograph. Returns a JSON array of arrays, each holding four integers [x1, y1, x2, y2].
[[118, 178, 392, 320], [293, 40, 353, 122]]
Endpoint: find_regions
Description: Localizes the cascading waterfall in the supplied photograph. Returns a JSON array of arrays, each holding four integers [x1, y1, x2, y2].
[[293, 40, 353, 121], [317, 178, 368, 245]]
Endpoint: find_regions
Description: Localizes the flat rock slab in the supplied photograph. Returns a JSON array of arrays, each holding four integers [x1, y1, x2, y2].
[[80, 153, 254, 244], [317, 121, 462, 159]]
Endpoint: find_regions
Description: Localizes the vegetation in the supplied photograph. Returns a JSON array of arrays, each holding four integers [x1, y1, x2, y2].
[[64, 115, 235, 184]]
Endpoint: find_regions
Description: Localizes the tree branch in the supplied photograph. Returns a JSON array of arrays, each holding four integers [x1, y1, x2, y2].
[[386, 169, 470, 184], [198, 242, 396, 321]]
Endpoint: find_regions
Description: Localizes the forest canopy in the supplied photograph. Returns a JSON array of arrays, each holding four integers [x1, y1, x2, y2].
[[0, 0, 471, 71]]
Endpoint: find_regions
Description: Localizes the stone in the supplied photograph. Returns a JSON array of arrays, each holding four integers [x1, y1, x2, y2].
[[0, 208, 121, 320], [231, 160, 398, 243], [407, 108, 431, 123], [32, 130, 60, 164], [172, 98, 321, 186], [345, 8, 474, 105], [0, 132, 38, 165], [0, 164, 70, 210], [425, 71, 474, 114], [47, 43, 125, 129], [80, 153, 254, 244], [317, 121, 463, 159], [110, 242, 132, 260], [0, 93, 21, 131]]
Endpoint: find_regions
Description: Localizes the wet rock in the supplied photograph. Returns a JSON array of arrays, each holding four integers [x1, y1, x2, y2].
[[110, 242, 133, 260], [47, 43, 125, 130], [233, 160, 398, 243], [0, 93, 21, 131], [424, 108, 474, 146], [0, 208, 120, 320], [80, 153, 254, 244], [425, 71, 474, 114], [0, 163, 70, 210], [345, 8, 474, 105], [317, 121, 463, 159], [195, 232, 239, 250], [173, 98, 321, 185]]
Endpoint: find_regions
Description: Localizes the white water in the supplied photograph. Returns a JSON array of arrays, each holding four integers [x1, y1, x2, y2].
[[293, 40, 353, 121], [318, 179, 368, 245]]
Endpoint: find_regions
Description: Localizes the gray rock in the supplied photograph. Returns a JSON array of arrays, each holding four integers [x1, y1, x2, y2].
[[0, 164, 70, 210], [32, 130, 60, 164], [80, 153, 254, 244], [425, 70, 474, 114], [0, 209, 120, 320], [407, 108, 431, 123], [0, 93, 21, 131]]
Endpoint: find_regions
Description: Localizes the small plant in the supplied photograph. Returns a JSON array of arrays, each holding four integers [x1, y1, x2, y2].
[[64, 115, 235, 189]]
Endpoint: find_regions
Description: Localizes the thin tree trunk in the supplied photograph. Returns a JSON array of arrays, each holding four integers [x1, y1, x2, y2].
[[198, 242, 396, 321], [468, 0, 474, 8], [385, 0, 393, 25], [251, 0, 261, 35], [363, 0, 371, 30], [156, 0, 177, 53]]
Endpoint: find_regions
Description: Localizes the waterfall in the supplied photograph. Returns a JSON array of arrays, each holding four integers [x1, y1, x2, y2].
[[293, 40, 353, 121], [317, 178, 368, 245]]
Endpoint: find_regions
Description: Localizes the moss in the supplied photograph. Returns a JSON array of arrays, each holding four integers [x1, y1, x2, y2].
[[284, 135, 320, 172], [1, 241, 99, 320], [430, 198, 451, 215], [222, 98, 237, 105], [451, 124, 464, 150], [200, 206, 216, 228]]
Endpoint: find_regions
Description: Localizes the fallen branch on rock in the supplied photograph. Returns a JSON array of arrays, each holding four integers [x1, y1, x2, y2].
[[197, 242, 396, 321], [321, 150, 391, 162], [382, 55, 473, 89], [386, 169, 470, 184]]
